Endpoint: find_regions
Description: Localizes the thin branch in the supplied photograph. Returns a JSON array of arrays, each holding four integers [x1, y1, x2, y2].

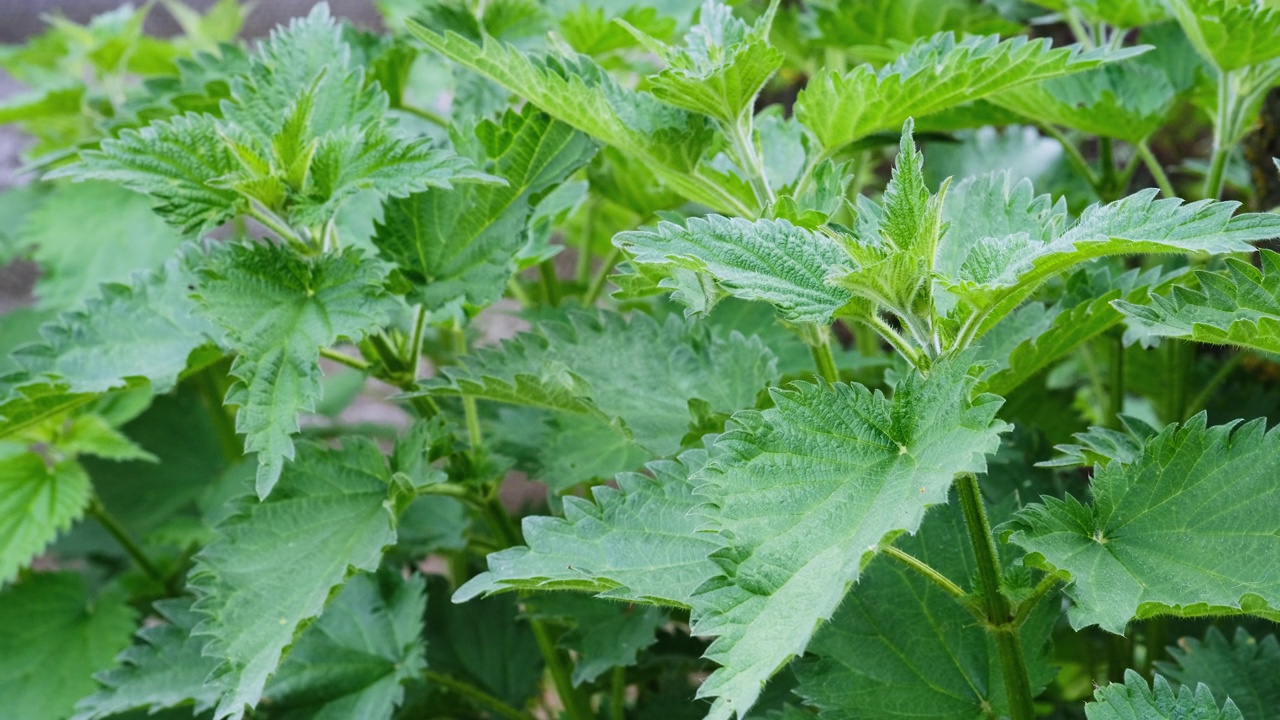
[[319, 347, 371, 372], [423, 670, 537, 720]]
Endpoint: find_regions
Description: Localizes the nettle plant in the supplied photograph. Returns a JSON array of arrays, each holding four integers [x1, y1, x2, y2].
[[4, 0, 1280, 719]]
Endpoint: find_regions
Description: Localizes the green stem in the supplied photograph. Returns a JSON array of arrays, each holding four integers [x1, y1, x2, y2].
[[507, 277, 534, 307], [866, 315, 925, 370], [1204, 69, 1235, 200], [530, 618, 592, 720], [423, 670, 536, 720], [1168, 340, 1193, 423], [319, 347, 371, 372], [401, 102, 449, 129], [1107, 333, 1125, 430], [409, 304, 427, 381], [808, 327, 840, 383], [1204, 146, 1230, 201], [196, 365, 240, 463], [1136, 141, 1176, 198], [246, 206, 310, 252], [728, 115, 775, 209], [1098, 137, 1118, 198], [451, 325, 484, 457], [1012, 574, 1061, 628], [539, 260, 562, 306], [87, 497, 167, 587], [881, 546, 969, 602], [611, 665, 627, 720], [1185, 350, 1246, 416], [582, 246, 621, 308], [1042, 124, 1100, 190], [955, 473, 1036, 720]]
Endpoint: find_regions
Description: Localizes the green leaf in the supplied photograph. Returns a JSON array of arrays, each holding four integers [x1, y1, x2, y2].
[[976, 265, 1176, 396], [193, 242, 399, 497], [49, 112, 242, 236], [811, 0, 1021, 59], [525, 594, 668, 686], [1115, 250, 1280, 354], [455, 451, 723, 606], [939, 182, 1280, 339], [795, 32, 1138, 155], [0, 573, 137, 720], [8, 259, 219, 397], [263, 572, 426, 720], [1157, 627, 1280, 720], [991, 63, 1176, 143], [1165, 0, 1280, 72], [1037, 415, 1158, 470], [374, 106, 595, 311], [18, 182, 186, 310], [633, 0, 783, 126], [691, 357, 1008, 720], [1085, 671, 1243, 720], [794, 496, 1057, 720], [405, 22, 763, 215], [425, 575, 545, 708], [71, 600, 222, 720], [1006, 415, 1280, 634], [1029, 0, 1170, 29], [0, 453, 91, 585], [427, 310, 776, 457], [613, 216, 854, 324], [188, 439, 398, 719]]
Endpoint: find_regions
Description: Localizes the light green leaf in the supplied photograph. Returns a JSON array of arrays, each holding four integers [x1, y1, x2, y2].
[[263, 572, 426, 720], [1037, 415, 1158, 470], [49, 112, 241, 236], [9, 259, 219, 397], [1029, 0, 1170, 29], [427, 310, 776, 457], [1006, 415, 1280, 634], [405, 22, 762, 215], [193, 242, 399, 497], [691, 358, 1008, 720], [1086, 671, 1243, 720], [374, 106, 595, 310], [1115, 250, 1280, 354], [188, 439, 398, 720], [1157, 628, 1280, 720], [976, 265, 1176, 395], [795, 496, 1058, 720], [613, 215, 854, 324], [455, 452, 723, 606], [0, 453, 91, 585], [525, 593, 668, 686], [71, 600, 222, 720], [0, 573, 137, 720], [795, 32, 1138, 155], [811, 0, 1021, 59], [1166, 0, 1280, 72], [940, 183, 1280, 339], [991, 63, 1175, 143], [635, 0, 783, 126]]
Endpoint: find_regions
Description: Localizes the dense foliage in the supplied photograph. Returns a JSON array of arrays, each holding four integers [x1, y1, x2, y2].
[[2, 1, 1280, 718]]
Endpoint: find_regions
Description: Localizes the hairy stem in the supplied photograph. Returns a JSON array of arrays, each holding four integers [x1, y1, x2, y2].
[[955, 473, 1036, 720], [1107, 333, 1125, 430], [881, 546, 969, 602], [808, 327, 841, 383], [423, 669, 537, 720], [400, 103, 449, 129], [530, 618, 592, 720], [611, 665, 627, 720], [539, 259, 562, 306], [87, 497, 167, 587], [451, 324, 484, 457], [1136, 140, 1176, 198], [582, 246, 621, 308], [196, 365, 241, 463], [728, 115, 775, 209], [319, 347, 371, 372]]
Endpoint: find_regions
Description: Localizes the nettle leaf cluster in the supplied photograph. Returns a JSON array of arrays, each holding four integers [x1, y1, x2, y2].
[[2, 1, 1280, 719]]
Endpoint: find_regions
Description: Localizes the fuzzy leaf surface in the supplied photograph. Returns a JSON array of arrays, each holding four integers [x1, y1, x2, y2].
[[374, 107, 595, 310], [613, 216, 854, 324], [456, 452, 723, 606], [189, 440, 397, 720], [1115, 250, 1280, 354], [0, 573, 137, 720], [1157, 628, 1280, 720], [795, 32, 1137, 154], [1165, 0, 1280, 71], [1085, 671, 1243, 720], [72, 600, 222, 720], [691, 358, 1008, 720], [262, 572, 426, 720], [428, 310, 776, 457], [795, 497, 1057, 719], [1006, 415, 1280, 634], [0, 453, 90, 585], [193, 242, 398, 497], [991, 63, 1175, 143], [524, 594, 668, 686]]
